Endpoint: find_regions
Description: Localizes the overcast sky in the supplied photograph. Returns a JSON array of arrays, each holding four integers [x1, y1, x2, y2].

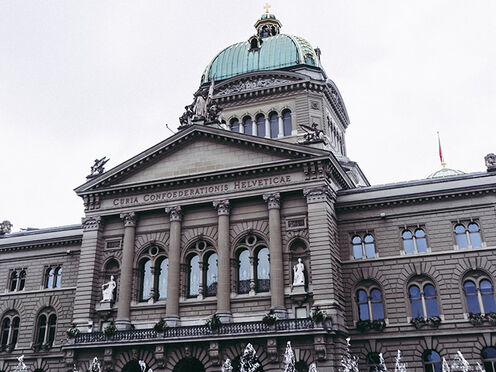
[[1, 0, 495, 231]]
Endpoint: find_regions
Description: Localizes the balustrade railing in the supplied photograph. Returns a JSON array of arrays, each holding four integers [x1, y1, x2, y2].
[[73, 318, 315, 345]]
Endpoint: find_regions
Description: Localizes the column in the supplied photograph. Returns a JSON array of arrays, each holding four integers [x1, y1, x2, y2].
[[263, 192, 286, 318], [213, 200, 232, 323], [253, 119, 258, 137], [165, 206, 182, 326], [72, 216, 104, 330], [277, 115, 284, 138], [265, 117, 271, 138], [239, 121, 245, 134], [116, 212, 136, 330]]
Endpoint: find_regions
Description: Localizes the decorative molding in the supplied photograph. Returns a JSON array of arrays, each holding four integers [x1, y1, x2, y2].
[[165, 206, 183, 222], [82, 194, 101, 211], [213, 200, 230, 216], [303, 186, 335, 204], [286, 216, 307, 231], [216, 76, 300, 96], [82, 216, 102, 232], [120, 212, 136, 227], [263, 192, 280, 210]]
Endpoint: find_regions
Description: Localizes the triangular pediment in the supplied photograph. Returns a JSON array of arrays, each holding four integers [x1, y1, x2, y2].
[[75, 125, 334, 194]]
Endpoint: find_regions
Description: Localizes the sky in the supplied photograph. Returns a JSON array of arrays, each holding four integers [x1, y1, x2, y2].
[[0, 0, 495, 231]]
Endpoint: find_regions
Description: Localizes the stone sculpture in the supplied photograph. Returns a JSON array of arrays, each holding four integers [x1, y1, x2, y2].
[[101, 275, 116, 302], [298, 123, 327, 144], [293, 258, 305, 286], [88, 157, 109, 178], [180, 79, 222, 126], [485, 153, 496, 171]]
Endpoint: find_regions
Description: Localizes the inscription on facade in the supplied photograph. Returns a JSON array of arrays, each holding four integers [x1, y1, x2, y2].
[[107, 175, 297, 209]]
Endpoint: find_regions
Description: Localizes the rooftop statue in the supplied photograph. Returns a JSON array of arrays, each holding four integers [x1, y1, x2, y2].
[[0, 220, 12, 235], [298, 123, 327, 145], [180, 79, 222, 127], [88, 157, 109, 178]]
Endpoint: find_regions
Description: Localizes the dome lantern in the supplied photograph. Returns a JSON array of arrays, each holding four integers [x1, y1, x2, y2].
[[254, 4, 282, 38]]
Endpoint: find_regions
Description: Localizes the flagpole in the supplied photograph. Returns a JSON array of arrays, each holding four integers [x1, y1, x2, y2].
[[437, 132, 446, 168]]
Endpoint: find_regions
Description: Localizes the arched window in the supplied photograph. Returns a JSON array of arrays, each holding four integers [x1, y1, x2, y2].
[[282, 109, 292, 136], [402, 228, 427, 254], [140, 258, 153, 301], [356, 288, 385, 321], [256, 114, 266, 138], [423, 350, 442, 372], [54, 267, 62, 288], [304, 54, 315, 65], [455, 222, 482, 248], [256, 247, 270, 292], [463, 277, 496, 314], [44, 266, 62, 289], [204, 252, 218, 297], [188, 254, 200, 297], [45, 268, 54, 288], [1, 312, 19, 351], [9, 270, 25, 292], [237, 249, 251, 294], [352, 234, 376, 259], [243, 116, 253, 135], [409, 282, 439, 319], [366, 352, 382, 372], [36, 308, 56, 348], [157, 257, 168, 301], [230, 118, 240, 133], [269, 112, 279, 138], [482, 347, 496, 372]]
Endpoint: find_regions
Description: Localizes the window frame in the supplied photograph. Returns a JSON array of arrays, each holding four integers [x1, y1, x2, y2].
[[0, 312, 20, 351], [401, 227, 428, 255], [422, 350, 442, 372], [136, 245, 168, 302], [233, 234, 270, 295], [35, 308, 57, 348], [354, 285, 386, 323], [351, 233, 376, 260], [43, 265, 62, 289], [8, 269, 26, 292], [463, 274, 496, 315], [453, 221, 484, 249], [408, 280, 440, 320]]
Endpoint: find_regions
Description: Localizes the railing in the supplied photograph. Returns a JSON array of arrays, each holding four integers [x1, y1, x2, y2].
[[73, 318, 316, 345]]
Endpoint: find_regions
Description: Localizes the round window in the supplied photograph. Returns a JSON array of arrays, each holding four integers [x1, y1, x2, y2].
[[149, 246, 159, 256], [246, 235, 257, 246], [197, 240, 207, 251]]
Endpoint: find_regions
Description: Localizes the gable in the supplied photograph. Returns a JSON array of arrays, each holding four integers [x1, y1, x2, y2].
[[114, 137, 294, 186]]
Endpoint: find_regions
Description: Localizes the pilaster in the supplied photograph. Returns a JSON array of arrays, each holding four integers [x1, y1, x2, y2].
[[72, 216, 104, 330]]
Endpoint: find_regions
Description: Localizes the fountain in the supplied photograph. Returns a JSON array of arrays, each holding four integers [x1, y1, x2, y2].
[[14, 355, 28, 372], [340, 338, 359, 372], [89, 357, 102, 372], [283, 341, 296, 372], [451, 351, 471, 371], [442, 357, 451, 372], [475, 362, 486, 372], [139, 360, 153, 372], [394, 350, 407, 372], [222, 359, 233, 372], [240, 343, 261, 372], [308, 363, 318, 372], [378, 353, 388, 371]]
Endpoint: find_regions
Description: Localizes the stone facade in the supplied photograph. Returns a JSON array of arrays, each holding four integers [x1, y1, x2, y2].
[[1, 11, 495, 372]]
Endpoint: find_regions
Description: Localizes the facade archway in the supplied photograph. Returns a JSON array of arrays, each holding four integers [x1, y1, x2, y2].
[[173, 357, 205, 372], [122, 360, 151, 372]]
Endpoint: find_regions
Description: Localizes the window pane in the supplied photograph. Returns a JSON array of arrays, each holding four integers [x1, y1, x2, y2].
[[231, 119, 239, 132], [270, 113, 278, 138], [466, 294, 481, 314], [357, 289, 368, 303], [19, 271, 26, 291], [456, 233, 468, 249], [464, 281, 477, 295], [416, 237, 428, 253], [468, 223, 480, 233], [481, 281, 496, 312], [353, 244, 363, 259], [282, 111, 292, 136], [409, 285, 424, 318], [10, 272, 17, 291], [37, 315, 47, 344], [188, 255, 200, 297], [482, 347, 496, 359], [256, 248, 270, 292], [425, 350, 441, 362], [157, 258, 168, 301], [256, 115, 266, 137], [141, 259, 153, 301], [415, 229, 426, 238], [11, 318, 19, 345], [402, 230, 413, 239], [238, 250, 251, 294], [46, 268, 54, 288], [365, 243, 375, 258], [372, 302, 385, 320], [352, 236, 362, 244], [48, 315, 56, 343], [364, 234, 374, 243], [243, 117, 253, 135], [469, 231, 482, 248], [425, 299, 439, 317], [54, 267, 62, 288], [403, 239, 414, 254], [1, 318, 10, 346], [424, 284, 436, 297], [455, 224, 466, 234], [359, 303, 370, 321], [205, 253, 218, 297]]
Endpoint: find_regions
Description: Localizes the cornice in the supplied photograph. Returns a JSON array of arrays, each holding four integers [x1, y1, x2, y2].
[[0, 238, 82, 253]]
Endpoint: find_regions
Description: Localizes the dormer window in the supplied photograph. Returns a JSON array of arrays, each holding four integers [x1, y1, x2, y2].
[[249, 36, 262, 51]]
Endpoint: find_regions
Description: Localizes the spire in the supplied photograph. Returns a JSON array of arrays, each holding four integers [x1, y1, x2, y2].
[[254, 5, 282, 38]]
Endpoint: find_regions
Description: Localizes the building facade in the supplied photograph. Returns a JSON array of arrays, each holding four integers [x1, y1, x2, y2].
[[1, 11, 495, 372]]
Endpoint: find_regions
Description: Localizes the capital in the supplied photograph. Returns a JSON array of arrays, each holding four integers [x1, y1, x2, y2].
[[82, 216, 102, 232], [303, 186, 336, 204], [213, 200, 230, 216], [120, 212, 136, 227], [263, 192, 280, 209], [165, 206, 183, 222]]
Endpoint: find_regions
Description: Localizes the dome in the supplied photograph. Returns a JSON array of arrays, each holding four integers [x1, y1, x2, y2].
[[201, 13, 321, 83], [427, 167, 465, 179]]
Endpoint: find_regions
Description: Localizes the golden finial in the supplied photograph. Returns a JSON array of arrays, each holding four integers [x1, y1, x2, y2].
[[264, 3, 271, 14]]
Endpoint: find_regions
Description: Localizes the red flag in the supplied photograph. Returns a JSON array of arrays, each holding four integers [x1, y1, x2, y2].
[[437, 132, 444, 165]]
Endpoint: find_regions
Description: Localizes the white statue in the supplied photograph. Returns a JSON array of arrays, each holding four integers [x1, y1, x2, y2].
[[101, 275, 116, 302], [293, 258, 305, 286]]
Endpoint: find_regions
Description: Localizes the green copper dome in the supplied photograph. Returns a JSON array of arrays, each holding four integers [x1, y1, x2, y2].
[[201, 34, 321, 83]]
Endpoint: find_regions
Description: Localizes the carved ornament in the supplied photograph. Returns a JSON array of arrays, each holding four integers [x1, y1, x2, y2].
[[213, 200, 230, 216], [216, 76, 299, 96], [263, 192, 280, 209], [165, 206, 183, 222], [303, 186, 335, 204], [82, 216, 102, 232], [485, 153, 496, 172], [120, 212, 136, 227]]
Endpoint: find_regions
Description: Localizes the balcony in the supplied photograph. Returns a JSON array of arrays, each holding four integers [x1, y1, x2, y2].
[[70, 318, 321, 347]]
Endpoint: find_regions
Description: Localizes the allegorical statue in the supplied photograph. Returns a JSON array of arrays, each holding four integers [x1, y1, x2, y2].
[[293, 258, 305, 286], [179, 78, 222, 126], [88, 156, 109, 178], [485, 153, 496, 172], [101, 275, 116, 302], [298, 123, 327, 145]]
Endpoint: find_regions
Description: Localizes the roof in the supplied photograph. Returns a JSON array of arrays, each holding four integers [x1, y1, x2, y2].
[[202, 34, 321, 83], [427, 167, 465, 179]]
